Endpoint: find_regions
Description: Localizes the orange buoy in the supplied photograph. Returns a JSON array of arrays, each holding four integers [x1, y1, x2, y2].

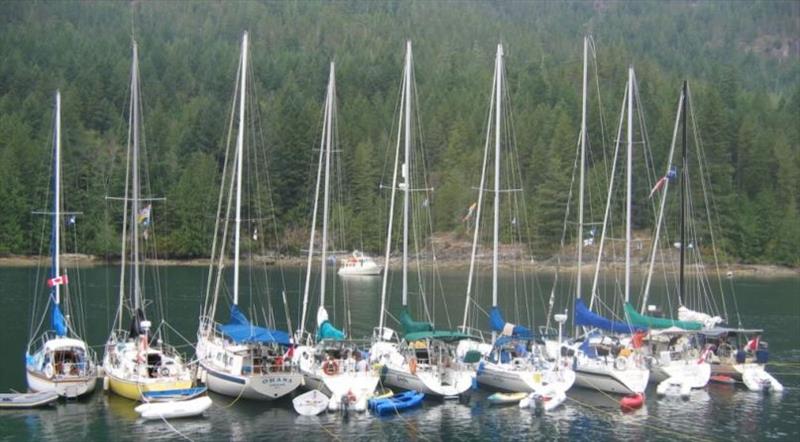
[[620, 392, 644, 411]]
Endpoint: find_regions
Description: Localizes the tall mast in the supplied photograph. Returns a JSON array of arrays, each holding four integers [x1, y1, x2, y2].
[[379, 42, 408, 331], [491, 44, 503, 319], [679, 80, 687, 305], [131, 41, 141, 312], [402, 42, 411, 307], [624, 66, 633, 304], [233, 31, 248, 306], [319, 62, 335, 309], [576, 37, 588, 300], [53, 91, 61, 306]]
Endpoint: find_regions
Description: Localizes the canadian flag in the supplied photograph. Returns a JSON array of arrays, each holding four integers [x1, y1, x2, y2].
[[47, 275, 69, 287]]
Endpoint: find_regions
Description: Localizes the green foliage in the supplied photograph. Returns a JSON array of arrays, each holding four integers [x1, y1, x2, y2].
[[0, 1, 797, 266]]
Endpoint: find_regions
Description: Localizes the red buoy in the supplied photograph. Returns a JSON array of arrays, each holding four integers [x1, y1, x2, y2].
[[620, 392, 644, 411]]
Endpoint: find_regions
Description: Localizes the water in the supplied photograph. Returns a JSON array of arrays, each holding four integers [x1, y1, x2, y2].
[[0, 265, 798, 441]]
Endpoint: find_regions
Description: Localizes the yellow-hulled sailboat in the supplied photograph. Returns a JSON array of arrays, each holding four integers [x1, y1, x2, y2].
[[102, 40, 193, 401]]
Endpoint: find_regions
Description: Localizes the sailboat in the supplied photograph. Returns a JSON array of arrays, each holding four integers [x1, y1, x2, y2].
[[25, 90, 97, 399], [368, 41, 477, 399], [462, 44, 575, 395], [292, 61, 380, 412], [195, 31, 303, 401], [623, 81, 711, 389], [102, 40, 194, 401], [566, 55, 650, 395]]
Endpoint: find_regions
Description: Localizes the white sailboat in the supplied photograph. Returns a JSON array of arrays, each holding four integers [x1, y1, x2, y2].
[[462, 44, 574, 395], [195, 31, 303, 401], [25, 90, 97, 399], [293, 61, 379, 412], [566, 51, 649, 395], [629, 81, 711, 389], [368, 41, 478, 399], [102, 40, 194, 401]]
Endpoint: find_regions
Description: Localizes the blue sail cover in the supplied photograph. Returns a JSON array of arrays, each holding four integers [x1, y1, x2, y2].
[[218, 305, 291, 345], [317, 320, 345, 341], [51, 302, 67, 336], [574, 299, 645, 334], [489, 306, 533, 338]]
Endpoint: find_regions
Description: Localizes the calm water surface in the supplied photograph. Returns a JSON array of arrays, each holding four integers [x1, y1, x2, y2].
[[0, 265, 797, 441]]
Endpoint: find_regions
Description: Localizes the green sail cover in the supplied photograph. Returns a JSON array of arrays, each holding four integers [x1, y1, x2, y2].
[[624, 303, 702, 330], [400, 308, 434, 335]]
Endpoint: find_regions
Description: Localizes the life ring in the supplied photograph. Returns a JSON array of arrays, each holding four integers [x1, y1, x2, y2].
[[613, 356, 628, 371], [44, 363, 55, 379], [323, 360, 339, 376], [159, 366, 170, 377], [409, 357, 418, 375]]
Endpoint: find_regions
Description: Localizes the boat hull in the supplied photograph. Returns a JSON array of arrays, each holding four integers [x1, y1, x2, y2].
[[477, 362, 575, 394], [573, 360, 649, 395], [651, 360, 710, 389], [135, 396, 212, 420], [107, 373, 193, 401], [26, 369, 96, 399], [381, 364, 473, 397], [201, 363, 303, 401]]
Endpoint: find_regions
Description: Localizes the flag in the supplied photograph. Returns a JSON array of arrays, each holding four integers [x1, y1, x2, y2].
[[252, 228, 258, 241], [746, 336, 760, 352], [137, 204, 152, 226], [47, 274, 69, 287], [462, 202, 477, 222], [648, 166, 678, 199], [68, 215, 76, 225]]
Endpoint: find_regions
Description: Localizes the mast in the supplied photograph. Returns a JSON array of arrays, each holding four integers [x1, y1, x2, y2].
[[624, 66, 633, 305], [378, 42, 408, 331], [576, 37, 588, 301], [491, 44, 503, 319], [319, 62, 335, 310], [679, 80, 687, 305], [233, 31, 248, 307], [402, 42, 411, 308], [131, 41, 142, 312], [53, 91, 61, 307]]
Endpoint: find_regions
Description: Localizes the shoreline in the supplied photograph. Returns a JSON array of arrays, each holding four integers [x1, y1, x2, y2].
[[1, 254, 798, 278]]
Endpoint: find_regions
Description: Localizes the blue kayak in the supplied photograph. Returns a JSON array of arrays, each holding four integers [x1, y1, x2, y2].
[[369, 390, 424, 416], [141, 386, 207, 402]]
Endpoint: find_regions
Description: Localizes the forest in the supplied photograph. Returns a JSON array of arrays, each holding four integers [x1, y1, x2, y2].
[[0, 1, 798, 266]]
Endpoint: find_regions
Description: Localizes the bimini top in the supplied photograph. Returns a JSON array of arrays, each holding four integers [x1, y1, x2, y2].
[[575, 299, 646, 334], [43, 337, 88, 352], [219, 305, 291, 346]]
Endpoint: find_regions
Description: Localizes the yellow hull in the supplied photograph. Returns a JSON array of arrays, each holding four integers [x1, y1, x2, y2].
[[107, 375, 193, 401]]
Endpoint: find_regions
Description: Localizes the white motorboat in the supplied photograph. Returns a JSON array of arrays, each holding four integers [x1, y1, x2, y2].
[[337, 251, 382, 276]]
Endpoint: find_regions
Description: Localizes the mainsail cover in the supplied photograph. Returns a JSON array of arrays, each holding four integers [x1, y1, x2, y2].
[[678, 306, 724, 329], [315, 306, 344, 341], [574, 299, 645, 334], [51, 302, 67, 336], [400, 308, 434, 335], [219, 305, 292, 345], [624, 303, 702, 330], [489, 306, 533, 338]]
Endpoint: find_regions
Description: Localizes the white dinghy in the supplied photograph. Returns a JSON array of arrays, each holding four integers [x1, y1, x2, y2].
[[135, 396, 212, 421], [0, 391, 59, 409], [656, 376, 691, 399], [742, 367, 784, 393], [519, 387, 567, 414], [293, 389, 330, 416]]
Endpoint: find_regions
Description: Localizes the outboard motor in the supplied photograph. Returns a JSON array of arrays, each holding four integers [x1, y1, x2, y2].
[[533, 394, 545, 416]]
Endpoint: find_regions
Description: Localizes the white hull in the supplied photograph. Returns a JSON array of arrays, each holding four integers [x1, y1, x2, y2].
[[573, 359, 649, 395], [337, 267, 382, 276], [381, 363, 473, 397], [742, 366, 784, 393], [477, 362, 575, 394], [656, 377, 691, 399], [135, 396, 212, 420], [26, 370, 96, 398], [200, 362, 303, 401], [651, 360, 710, 389], [300, 369, 378, 411], [293, 389, 329, 416]]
